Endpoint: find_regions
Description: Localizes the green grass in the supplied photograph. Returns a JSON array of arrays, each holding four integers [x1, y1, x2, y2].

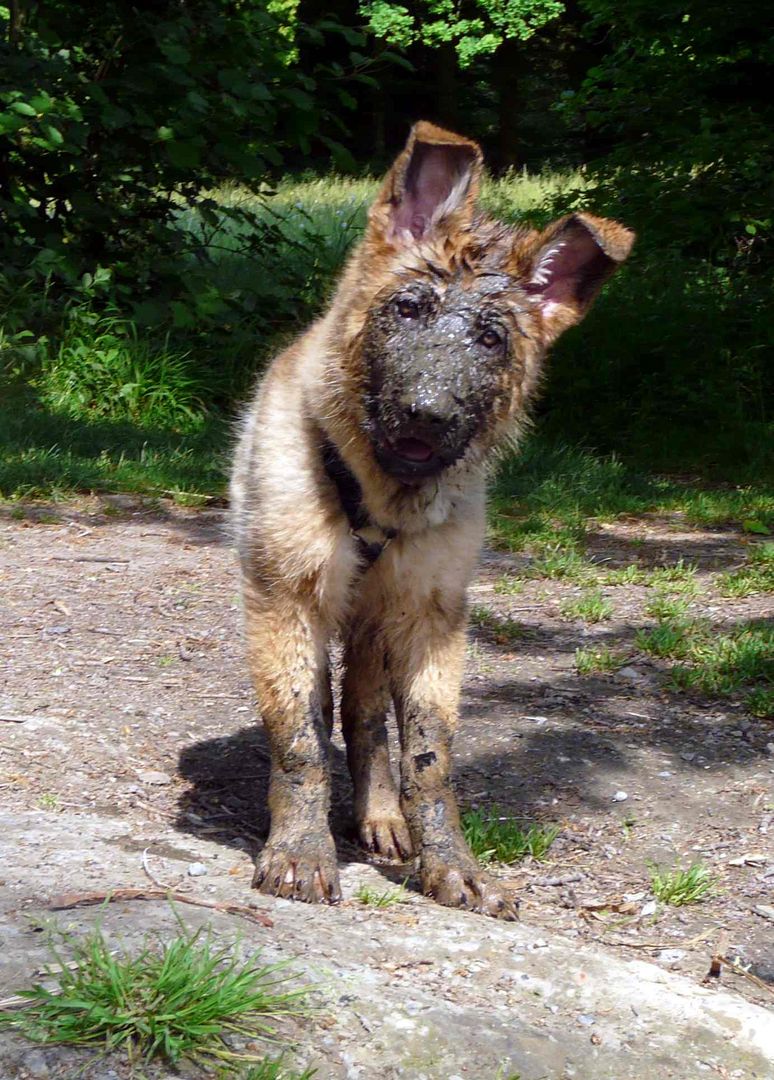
[[470, 606, 526, 645], [0, 923, 309, 1070], [235, 1061, 316, 1080], [493, 574, 524, 596], [490, 441, 773, 558], [745, 685, 774, 719], [0, 390, 226, 501], [644, 593, 691, 621], [601, 564, 650, 586], [527, 543, 594, 582], [648, 863, 714, 906], [574, 646, 627, 675], [559, 588, 613, 623], [635, 620, 695, 660], [718, 543, 774, 597], [353, 881, 408, 909], [648, 560, 700, 594], [669, 621, 773, 696], [461, 807, 559, 865], [634, 612, 772, 713]]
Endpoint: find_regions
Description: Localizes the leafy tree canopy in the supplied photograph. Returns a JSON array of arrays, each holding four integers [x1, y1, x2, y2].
[[359, 0, 564, 65]]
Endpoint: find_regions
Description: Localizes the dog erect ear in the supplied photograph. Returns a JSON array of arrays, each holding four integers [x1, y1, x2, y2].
[[368, 121, 483, 247], [523, 212, 634, 342]]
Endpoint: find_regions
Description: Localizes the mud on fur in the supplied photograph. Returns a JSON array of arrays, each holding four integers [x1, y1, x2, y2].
[[230, 122, 633, 918]]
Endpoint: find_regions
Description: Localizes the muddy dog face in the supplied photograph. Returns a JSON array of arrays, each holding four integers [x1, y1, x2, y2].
[[341, 123, 634, 483]]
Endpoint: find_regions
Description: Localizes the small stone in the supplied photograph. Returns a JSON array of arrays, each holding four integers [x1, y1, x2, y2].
[[765, 742, 774, 757], [577, 1013, 596, 1026], [21, 1050, 49, 1078], [188, 861, 207, 876], [641, 899, 658, 917], [657, 770, 672, 778], [612, 790, 629, 802], [657, 948, 685, 963], [136, 769, 172, 786], [618, 666, 643, 681], [752, 905, 774, 922]]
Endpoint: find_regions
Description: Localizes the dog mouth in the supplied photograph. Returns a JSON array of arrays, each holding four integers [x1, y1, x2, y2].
[[373, 434, 453, 482], [390, 437, 435, 463]]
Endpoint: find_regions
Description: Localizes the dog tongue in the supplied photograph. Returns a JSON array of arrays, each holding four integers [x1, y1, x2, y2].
[[394, 437, 434, 462]]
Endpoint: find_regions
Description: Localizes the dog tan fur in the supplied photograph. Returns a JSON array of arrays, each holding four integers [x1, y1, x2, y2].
[[231, 121, 633, 917]]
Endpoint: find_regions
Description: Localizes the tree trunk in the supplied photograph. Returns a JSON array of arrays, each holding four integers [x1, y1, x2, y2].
[[494, 36, 522, 170], [433, 42, 458, 128]]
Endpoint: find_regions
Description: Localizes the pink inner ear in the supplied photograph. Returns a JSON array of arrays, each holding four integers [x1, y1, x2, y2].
[[392, 143, 474, 241], [527, 225, 611, 308]]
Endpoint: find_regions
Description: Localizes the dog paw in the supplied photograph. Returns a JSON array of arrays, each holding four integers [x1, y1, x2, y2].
[[252, 841, 342, 904], [421, 861, 519, 920], [359, 814, 414, 862]]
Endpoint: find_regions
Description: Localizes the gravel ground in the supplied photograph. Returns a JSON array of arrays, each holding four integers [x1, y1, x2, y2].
[[0, 497, 772, 1079]]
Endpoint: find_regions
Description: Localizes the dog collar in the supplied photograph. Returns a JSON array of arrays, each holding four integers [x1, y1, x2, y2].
[[321, 439, 397, 566]]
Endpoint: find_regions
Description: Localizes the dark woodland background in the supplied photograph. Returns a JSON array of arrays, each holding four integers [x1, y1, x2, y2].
[[0, 0, 772, 500]]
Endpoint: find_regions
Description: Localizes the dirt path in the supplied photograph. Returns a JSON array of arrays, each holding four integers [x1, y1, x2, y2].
[[0, 499, 772, 1079]]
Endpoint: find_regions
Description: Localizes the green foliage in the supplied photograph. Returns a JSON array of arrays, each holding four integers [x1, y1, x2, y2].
[[462, 807, 558, 864], [0, 923, 309, 1068], [38, 310, 206, 429], [359, 0, 564, 65], [0, 1, 369, 331], [648, 863, 714, 907]]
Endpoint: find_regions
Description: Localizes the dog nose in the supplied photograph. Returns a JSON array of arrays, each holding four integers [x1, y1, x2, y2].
[[399, 395, 457, 433]]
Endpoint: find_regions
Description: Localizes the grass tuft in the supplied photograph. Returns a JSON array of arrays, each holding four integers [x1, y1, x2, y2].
[[574, 646, 627, 675], [0, 923, 309, 1069], [648, 863, 714, 906], [559, 588, 613, 623], [669, 621, 773, 695], [527, 544, 594, 583], [644, 592, 690, 621], [601, 564, 650, 586], [353, 881, 408, 909], [718, 543, 774, 597], [238, 1061, 316, 1080], [470, 606, 526, 645], [745, 685, 774, 719], [461, 807, 558, 865], [635, 620, 695, 660]]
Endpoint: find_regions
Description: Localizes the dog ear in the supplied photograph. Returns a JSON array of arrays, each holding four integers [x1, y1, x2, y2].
[[522, 212, 634, 342], [368, 121, 483, 247]]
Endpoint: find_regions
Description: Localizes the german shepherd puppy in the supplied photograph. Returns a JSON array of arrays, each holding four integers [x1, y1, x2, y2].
[[231, 122, 633, 918]]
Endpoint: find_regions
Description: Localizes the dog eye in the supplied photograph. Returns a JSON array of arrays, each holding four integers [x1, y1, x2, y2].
[[478, 327, 503, 349], [396, 298, 419, 320]]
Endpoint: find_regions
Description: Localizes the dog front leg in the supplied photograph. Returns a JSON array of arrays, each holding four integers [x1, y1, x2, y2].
[[390, 617, 518, 920], [243, 579, 340, 904]]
